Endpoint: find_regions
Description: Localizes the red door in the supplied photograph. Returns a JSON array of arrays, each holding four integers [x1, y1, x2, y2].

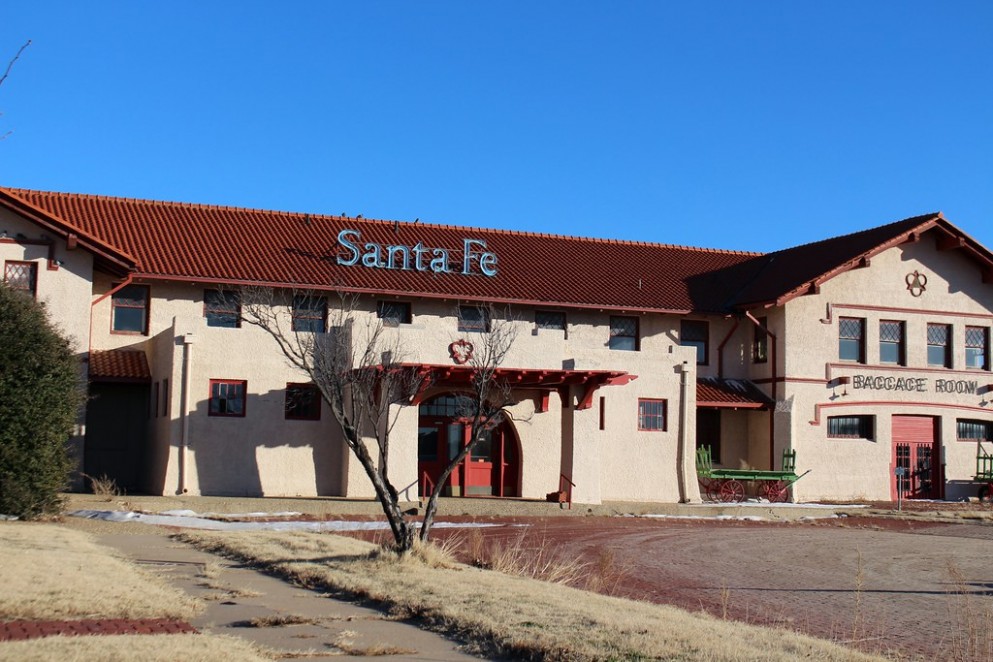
[[417, 394, 521, 498], [891, 415, 939, 500]]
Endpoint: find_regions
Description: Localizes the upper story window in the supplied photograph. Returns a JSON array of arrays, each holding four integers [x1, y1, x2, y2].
[[204, 290, 241, 328], [285, 383, 321, 421], [608, 316, 639, 351], [752, 317, 768, 363], [879, 320, 905, 366], [292, 295, 327, 333], [827, 415, 874, 440], [927, 323, 952, 368], [377, 301, 411, 327], [838, 317, 865, 363], [4, 261, 37, 297], [965, 326, 989, 371], [637, 398, 667, 431], [209, 379, 246, 417], [680, 320, 709, 365], [458, 305, 491, 333], [111, 284, 150, 335], [957, 419, 992, 442], [535, 310, 566, 332]]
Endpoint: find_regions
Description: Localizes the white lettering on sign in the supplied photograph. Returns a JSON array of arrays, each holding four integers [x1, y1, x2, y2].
[[850, 374, 978, 395], [336, 229, 498, 277]]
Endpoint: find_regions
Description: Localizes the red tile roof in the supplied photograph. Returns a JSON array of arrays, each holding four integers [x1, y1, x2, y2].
[[2, 187, 990, 314], [696, 378, 772, 409], [89, 350, 151, 383]]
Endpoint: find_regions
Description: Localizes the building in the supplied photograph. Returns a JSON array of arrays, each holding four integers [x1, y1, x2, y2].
[[2, 186, 991, 503]]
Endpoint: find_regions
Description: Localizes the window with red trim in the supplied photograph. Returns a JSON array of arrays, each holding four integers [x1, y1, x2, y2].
[[285, 383, 321, 420], [112, 284, 150, 334], [637, 399, 667, 431], [209, 379, 246, 417], [827, 415, 874, 440], [292, 295, 327, 333], [4, 261, 37, 297], [965, 326, 989, 371]]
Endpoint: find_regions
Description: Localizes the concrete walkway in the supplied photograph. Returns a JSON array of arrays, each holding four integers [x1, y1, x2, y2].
[[99, 532, 484, 661]]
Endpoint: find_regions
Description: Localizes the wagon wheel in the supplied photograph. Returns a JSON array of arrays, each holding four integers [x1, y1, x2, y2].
[[699, 478, 719, 502], [980, 484, 993, 507], [719, 479, 745, 503], [760, 481, 789, 503]]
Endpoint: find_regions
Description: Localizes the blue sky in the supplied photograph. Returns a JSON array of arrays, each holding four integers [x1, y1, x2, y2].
[[1, 2, 991, 253]]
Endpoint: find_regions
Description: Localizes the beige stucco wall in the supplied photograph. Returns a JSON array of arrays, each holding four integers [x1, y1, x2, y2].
[[778, 234, 993, 501]]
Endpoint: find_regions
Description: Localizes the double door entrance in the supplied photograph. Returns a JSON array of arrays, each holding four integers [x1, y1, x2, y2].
[[417, 395, 520, 497], [891, 415, 940, 500]]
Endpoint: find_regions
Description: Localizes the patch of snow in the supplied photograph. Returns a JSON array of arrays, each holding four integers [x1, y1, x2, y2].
[[69, 509, 503, 532], [158, 510, 303, 519]]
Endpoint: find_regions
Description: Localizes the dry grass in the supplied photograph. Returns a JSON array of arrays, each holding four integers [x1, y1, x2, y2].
[[945, 561, 993, 661], [0, 523, 200, 620], [332, 630, 416, 656], [181, 530, 884, 662], [234, 614, 319, 628], [80, 473, 122, 500], [0, 633, 271, 662]]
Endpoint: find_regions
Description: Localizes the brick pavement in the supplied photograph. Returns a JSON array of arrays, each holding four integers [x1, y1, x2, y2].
[[0, 617, 197, 641]]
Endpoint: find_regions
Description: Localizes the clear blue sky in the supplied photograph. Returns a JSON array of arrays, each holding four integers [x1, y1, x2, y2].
[[2, 2, 991, 253]]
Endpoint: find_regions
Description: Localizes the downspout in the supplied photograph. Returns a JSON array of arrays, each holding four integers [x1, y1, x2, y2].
[[178, 332, 195, 494], [745, 312, 777, 469], [676, 360, 691, 502], [716, 318, 740, 379]]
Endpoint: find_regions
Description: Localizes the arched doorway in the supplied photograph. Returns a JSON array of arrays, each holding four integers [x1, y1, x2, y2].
[[417, 394, 521, 497]]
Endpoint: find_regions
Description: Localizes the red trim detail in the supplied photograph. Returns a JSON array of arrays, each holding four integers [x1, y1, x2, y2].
[[809, 400, 993, 426], [696, 401, 767, 409], [817, 301, 993, 323], [448, 339, 474, 365], [637, 398, 668, 431]]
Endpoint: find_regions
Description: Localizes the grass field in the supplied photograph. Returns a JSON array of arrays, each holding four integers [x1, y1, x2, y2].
[[183, 529, 886, 662]]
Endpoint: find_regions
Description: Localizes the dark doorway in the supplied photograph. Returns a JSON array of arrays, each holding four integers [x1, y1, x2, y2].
[[696, 408, 721, 464], [84, 383, 150, 493]]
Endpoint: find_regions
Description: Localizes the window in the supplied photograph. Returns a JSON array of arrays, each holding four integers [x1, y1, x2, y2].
[[458, 305, 490, 333], [838, 317, 865, 363], [957, 419, 992, 442], [111, 284, 150, 334], [292, 295, 327, 333], [927, 323, 952, 368], [162, 378, 170, 417], [609, 316, 639, 351], [638, 399, 667, 431], [536, 310, 566, 331], [827, 415, 874, 440], [209, 379, 246, 417], [285, 383, 321, 420], [752, 317, 768, 363], [204, 290, 241, 328], [4, 261, 37, 297], [879, 320, 905, 366], [680, 320, 709, 365], [377, 301, 411, 327], [965, 326, 989, 371]]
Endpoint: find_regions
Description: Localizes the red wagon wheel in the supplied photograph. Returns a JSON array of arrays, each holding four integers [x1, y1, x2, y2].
[[760, 481, 790, 503], [699, 478, 720, 502], [719, 479, 745, 503]]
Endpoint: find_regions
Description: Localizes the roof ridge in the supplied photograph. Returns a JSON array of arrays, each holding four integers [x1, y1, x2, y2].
[[766, 212, 941, 255], [0, 186, 764, 256]]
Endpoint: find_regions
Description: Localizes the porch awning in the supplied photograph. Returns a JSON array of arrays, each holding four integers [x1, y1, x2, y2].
[[88, 350, 151, 383], [397, 364, 636, 411], [696, 377, 771, 410]]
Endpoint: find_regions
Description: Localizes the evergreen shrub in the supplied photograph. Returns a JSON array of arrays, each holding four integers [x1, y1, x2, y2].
[[0, 283, 82, 518]]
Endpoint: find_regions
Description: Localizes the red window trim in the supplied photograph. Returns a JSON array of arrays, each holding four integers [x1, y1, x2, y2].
[[208, 379, 247, 418], [110, 283, 150, 336], [285, 382, 321, 421], [4, 260, 38, 297], [637, 398, 667, 432]]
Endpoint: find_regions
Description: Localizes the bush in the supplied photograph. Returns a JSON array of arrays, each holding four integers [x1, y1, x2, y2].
[[0, 283, 82, 518]]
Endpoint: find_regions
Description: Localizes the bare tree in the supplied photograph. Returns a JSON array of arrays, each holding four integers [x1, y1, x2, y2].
[[1, 40, 31, 141], [237, 289, 518, 552]]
